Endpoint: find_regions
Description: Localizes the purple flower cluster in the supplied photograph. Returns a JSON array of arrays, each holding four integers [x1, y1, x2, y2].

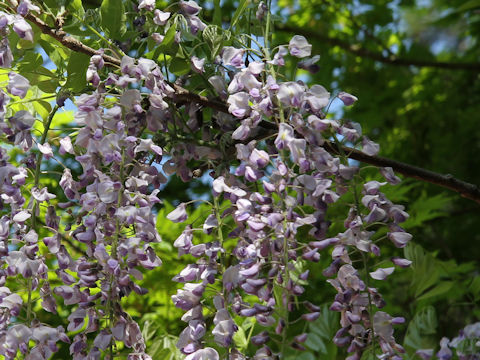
[[166, 30, 414, 359], [416, 322, 480, 360], [0, 10, 176, 355], [52, 54, 176, 358]]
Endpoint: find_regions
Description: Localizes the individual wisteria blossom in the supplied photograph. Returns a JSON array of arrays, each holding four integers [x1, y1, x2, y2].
[[7, 72, 30, 98], [191, 56, 205, 73], [167, 203, 188, 222], [59, 136, 75, 155], [12, 17, 34, 41], [288, 35, 312, 58], [0, 35, 13, 68], [370, 267, 395, 280], [298, 55, 321, 74], [222, 46, 245, 68], [256, 1, 268, 20], [153, 9, 171, 25], [17, 0, 41, 16], [138, 0, 155, 11], [338, 91, 358, 106], [185, 347, 219, 360]]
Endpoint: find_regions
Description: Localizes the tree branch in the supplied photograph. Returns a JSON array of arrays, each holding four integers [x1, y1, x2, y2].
[[23, 11, 480, 204], [23, 11, 230, 113], [324, 141, 480, 204], [276, 24, 480, 71]]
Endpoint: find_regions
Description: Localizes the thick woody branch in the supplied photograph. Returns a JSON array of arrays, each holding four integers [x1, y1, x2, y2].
[[324, 141, 480, 204], [23, 11, 480, 204], [24, 12, 230, 112], [277, 24, 480, 71], [24, 13, 121, 66]]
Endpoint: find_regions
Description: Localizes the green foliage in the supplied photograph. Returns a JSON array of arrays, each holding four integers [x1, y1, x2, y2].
[[100, 0, 126, 39], [304, 305, 339, 358], [404, 306, 438, 352], [66, 52, 90, 92]]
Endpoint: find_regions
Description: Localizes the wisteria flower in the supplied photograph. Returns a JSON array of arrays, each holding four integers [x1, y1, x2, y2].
[[388, 231, 412, 248], [167, 203, 188, 223], [12, 18, 34, 41], [191, 56, 205, 73], [275, 123, 295, 150], [153, 9, 171, 25], [180, 1, 202, 16], [17, 1, 40, 16], [222, 47, 245, 68], [277, 81, 304, 107], [7, 72, 30, 98], [370, 267, 395, 280], [31, 186, 56, 202], [227, 92, 250, 118], [59, 136, 75, 155], [138, 0, 155, 11], [0, 39, 14, 68], [185, 347, 219, 360], [338, 91, 358, 106], [288, 35, 312, 58], [38, 142, 54, 159], [381, 167, 401, 185], [298, 55, 321, 73]]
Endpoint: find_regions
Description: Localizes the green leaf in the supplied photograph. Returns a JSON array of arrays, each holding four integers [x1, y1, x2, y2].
[[100, 0, 126, 39], [18, 52, 43, 72], [416, 281, 454, 301], [458, 0, 480, 12], [404, 306, 438, 351], [19, 66, 59, 94], [156, 24, 178, 57], [213, 0, 222, 26], [38, 37, 69, 70], [230, 0, 250, 30], [293, 353, 316, 360], [169, 57, 191, 76], [67, 0, 85, 17], [233, 326, 248, 351], [402, 193, 451, 229], [305, 332, 327, 353], [404, 243, 441, 298], [33, 100, 52, 121], [65, 52, 90, 92], [469, 276, 480, 300], [309, 305, 338, 339]]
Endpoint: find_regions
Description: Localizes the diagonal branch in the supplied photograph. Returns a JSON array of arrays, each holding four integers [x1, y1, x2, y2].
[[23, 11, 229, 113], [23, 11, 480, 204], [323, 141, 480, 204], [276, 24, 480, 71]]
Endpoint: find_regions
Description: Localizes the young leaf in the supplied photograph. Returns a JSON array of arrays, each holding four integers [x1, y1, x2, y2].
[[213, 0, 222, 26], [65, 52, 90, 92], [230, 0, 250, 30], [100, 0, 126, 39]]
